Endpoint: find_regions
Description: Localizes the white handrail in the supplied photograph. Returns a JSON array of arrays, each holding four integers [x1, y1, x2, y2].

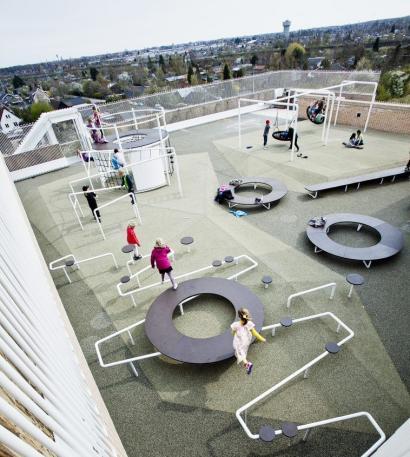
[[117, 254, 258, 307], [49, 252, 118, 284], [95, 319, 161, 370], [287, 282, 336, 308], [93, 192, 142, 240], [237, 312, 354, 439]]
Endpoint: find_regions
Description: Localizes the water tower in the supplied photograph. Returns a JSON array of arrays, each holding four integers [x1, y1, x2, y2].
[[283, 20, 291, 40]]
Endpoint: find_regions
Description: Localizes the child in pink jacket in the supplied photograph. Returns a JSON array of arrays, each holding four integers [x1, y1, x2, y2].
[[150, 238, 177, 290]]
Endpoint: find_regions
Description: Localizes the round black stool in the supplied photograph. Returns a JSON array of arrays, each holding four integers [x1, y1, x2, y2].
[[122, 244, 134, 254], [224, 256, 234, 263], [65, 259, 75, 267], [212, 260, 222, 267], [346, 273, 364, 298], [259, 425, 276, 442], [282, 422, 298, 438], [120, 275, 130, 284], [180, 236, 194, 252], [262, 275, 272, 289], [325, 342, 340, 354], [280, 317, 293, 328]]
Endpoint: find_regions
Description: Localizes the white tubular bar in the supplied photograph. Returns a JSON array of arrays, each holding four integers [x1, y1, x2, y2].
[[117, 254, 258, 305], [287, 282, 336, 308], [237, 312, 354, 440], [0, 424, 44, 457], [94, 192, 142, 240], [297, 412, 385, 457], [49, 252, 118, 283], [95, 319, 161, 368]]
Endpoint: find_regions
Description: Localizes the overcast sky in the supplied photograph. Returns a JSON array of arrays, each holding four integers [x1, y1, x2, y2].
[[1, 0, 409, 68]]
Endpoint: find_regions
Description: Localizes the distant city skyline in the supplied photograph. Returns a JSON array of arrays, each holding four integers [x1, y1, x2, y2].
[[1, 0, 409, 68]]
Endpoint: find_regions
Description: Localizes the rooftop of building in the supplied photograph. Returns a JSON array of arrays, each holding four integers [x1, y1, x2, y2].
[[15, 113, 410, 457]]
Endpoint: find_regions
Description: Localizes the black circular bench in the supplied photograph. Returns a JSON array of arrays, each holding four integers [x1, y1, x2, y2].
[[306, 213, 404, 268], [144, 277, 264, 364], [226, 177, 287, 210], [93, 128, 169, 151]]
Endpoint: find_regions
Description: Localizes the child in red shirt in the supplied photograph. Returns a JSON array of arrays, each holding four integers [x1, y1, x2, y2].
[[126, 221, 142, 261]]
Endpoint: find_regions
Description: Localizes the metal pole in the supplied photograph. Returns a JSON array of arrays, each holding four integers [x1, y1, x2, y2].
[[364, 85, 377, 133], [334, 85, 343, 126], [238, 99, 242, 149]]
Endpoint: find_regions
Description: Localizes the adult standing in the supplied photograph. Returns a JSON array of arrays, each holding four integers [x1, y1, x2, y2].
[[82, 185, 101, 222], [287, 126, 300, 153]]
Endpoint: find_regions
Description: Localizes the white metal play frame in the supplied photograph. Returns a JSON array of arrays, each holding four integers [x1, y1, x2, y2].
[[117, 254, 258, 307], [68, 186, 123, 230], [49, 252, 118, 284], [84, 147, 183, 196], [238, 80, 377, 161], [94, 193, 142, 240], [235, 311, 386, 456], [238, 98, 299, 161]]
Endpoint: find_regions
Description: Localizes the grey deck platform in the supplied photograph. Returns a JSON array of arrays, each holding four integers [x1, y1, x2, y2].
[[305, 166, 409, 198], [306, 213, 404, 268], [93, 128, 169, 151], [144, 277, 264, 364], [227, 177, 287, 210]]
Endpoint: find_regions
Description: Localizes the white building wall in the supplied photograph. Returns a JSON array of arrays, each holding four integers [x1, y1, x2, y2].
[[0, 156, 127, 456], [0, 109, 21, 134]]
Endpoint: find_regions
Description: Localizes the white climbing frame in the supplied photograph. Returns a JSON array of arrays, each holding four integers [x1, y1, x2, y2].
[[93, 193, 142, 240], [235, 312, 385, 456]]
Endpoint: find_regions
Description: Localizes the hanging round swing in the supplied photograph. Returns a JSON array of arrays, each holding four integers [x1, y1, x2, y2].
[[306, 106, 325, 125], [271, 110, 290, 141]]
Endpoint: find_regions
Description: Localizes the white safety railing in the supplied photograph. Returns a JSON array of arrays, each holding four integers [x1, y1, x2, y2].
[[68, 186, 123, 230], [287, 282, 336, 308], [95, 319, 161, 377], [235, 311, 384, 456], [117, 254, 257, 307], [49, 252, 118, 284], [93, 193, 142, 240]]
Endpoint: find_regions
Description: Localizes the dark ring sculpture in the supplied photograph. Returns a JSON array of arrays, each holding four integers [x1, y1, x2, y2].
[[93, 128, 169, 151], [306, 213, 404, 268], [306, 107, 325, 125], [144, 277, 264, 364]]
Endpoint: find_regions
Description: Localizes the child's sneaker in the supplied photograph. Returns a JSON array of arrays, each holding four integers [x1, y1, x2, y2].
[[246, 362, 253, 375], [172, 283, 178, 290]]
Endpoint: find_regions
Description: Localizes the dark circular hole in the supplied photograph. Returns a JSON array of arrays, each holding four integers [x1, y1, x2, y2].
[[327, 223, 381, 248], [234, 184, 272, 198], [173, 293, 235, 339]]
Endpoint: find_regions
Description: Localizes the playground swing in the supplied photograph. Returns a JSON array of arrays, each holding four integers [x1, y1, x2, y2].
[[271, 110, 291, 141], [306, 105, 326, 125]]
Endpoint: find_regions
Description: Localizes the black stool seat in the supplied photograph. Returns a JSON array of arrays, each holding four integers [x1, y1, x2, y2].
[[259, 425, 276, 442], [262, 275, 273, 285], [325, 342, 340, 354], [346, 273, 364, 286], [180, 236, 194, 245], [122, 244, 134, 254], [224, 256, 234, 263], [280, 317, 293, 328], [65, 259, 75, 267], [120, 275, 130, 284], [212, 260, 222, 267], [282, 422, 298, 438]]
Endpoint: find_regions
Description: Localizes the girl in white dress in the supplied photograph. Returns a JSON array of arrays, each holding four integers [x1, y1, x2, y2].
[[231, 308, 265, 374]]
